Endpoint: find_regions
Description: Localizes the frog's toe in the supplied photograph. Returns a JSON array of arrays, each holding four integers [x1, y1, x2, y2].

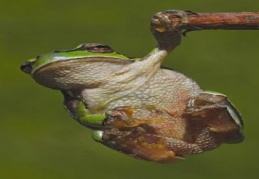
[[92, 130, 104, 142], [163, 10, 191, 24]]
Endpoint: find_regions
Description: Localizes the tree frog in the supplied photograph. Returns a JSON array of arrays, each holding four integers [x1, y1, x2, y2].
[[21, 10, 244, 162]]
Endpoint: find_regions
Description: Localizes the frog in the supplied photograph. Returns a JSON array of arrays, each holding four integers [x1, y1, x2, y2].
[[21, 43, 135, 127], [21, 10, 244, 162]]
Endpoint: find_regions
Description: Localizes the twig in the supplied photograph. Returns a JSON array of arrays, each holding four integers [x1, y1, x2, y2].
[[186, 12, 259, 30], [150, 10, 259, 51]]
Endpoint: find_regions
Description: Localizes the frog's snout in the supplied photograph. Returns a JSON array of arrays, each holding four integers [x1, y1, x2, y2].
[[20, 61, 33, 74]]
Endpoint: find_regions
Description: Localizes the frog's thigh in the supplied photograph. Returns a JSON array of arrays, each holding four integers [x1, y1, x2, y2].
[[163, 136, 203, 155]]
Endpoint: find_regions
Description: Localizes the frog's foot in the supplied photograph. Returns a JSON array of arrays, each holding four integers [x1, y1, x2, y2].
[[99, 127, 185, 162], [151, 10, 193, 51], [151, 10, 191, 34], [103, 106, 165, 128], [184, 91, 244, 143]]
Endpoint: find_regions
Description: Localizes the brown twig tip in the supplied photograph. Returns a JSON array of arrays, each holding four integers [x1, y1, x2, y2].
[[151, 10, 259, 33]]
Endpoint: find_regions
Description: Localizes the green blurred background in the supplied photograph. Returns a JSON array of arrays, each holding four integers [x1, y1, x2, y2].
[[1, 0, 258, 178]]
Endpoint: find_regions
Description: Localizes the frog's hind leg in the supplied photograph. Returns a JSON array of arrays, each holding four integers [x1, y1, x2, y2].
[[100, 127, 185, 162]]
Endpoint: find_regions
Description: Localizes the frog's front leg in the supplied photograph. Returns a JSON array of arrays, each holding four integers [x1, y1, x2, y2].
[[62, 91, 106, 128], [151, 10, 192, 51]]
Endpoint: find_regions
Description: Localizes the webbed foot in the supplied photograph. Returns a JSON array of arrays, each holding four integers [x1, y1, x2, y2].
[[184, 91, 244, 143], [151, 10, 192, 51]]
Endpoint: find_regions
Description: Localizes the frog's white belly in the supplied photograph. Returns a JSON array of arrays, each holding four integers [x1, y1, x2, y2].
[[82, 68, 201, 114]]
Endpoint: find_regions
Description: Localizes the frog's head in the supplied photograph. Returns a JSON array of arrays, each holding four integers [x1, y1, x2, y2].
[[21, 43, 131, 90]]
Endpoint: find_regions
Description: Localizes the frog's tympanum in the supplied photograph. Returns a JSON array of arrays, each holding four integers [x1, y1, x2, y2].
[[21, 10, 244, 162]]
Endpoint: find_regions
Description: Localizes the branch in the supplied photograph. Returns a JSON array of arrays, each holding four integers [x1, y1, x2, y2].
[[186, 12, 259, 30], [151, 10, 259, 50]]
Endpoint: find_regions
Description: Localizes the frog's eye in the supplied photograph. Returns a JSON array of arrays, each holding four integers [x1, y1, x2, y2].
[[78, 43, 114, 53]]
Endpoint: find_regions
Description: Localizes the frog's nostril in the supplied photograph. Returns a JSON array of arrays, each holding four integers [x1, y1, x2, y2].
[[20, 61, 33, 74]]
